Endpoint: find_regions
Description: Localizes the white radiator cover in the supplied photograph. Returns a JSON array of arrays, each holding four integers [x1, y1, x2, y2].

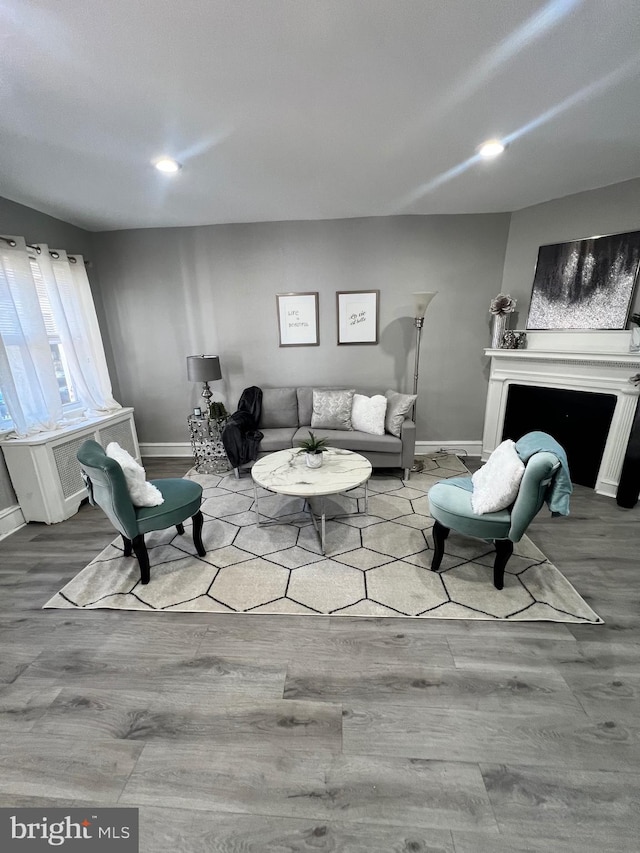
[[0, 408, 140, 523]]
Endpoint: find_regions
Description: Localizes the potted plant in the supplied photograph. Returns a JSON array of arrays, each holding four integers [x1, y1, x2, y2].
[[296, 430, 328, 468], [208, 401, 229, 424]]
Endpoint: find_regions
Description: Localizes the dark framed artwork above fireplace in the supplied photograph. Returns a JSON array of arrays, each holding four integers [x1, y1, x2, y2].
[[526, 230, 640, 330]]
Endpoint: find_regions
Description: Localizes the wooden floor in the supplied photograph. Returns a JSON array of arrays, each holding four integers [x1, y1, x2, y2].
[[1, 457, 639, 852]]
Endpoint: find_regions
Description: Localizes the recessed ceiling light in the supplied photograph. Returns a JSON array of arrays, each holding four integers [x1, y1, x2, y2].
[[153, 157, 182, 173], [478, 139, 505, 159]]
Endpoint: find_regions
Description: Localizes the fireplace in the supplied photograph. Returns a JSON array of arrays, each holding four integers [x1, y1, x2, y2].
[[482, 330, 640, 497], [502, 385, 616, 488]]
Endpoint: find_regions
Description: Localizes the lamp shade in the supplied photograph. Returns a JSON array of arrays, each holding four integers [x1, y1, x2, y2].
[[187, 355, 222, 382], [412, 292, 438, 319]]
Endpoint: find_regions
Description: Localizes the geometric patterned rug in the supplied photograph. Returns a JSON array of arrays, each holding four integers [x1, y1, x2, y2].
[[44, 453, 603, 623]]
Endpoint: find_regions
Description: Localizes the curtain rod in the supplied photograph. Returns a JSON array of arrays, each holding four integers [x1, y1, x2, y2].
[[0, 235, 89, 264]]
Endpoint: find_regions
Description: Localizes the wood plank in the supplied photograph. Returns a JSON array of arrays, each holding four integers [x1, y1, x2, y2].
[[18, 648, 288, 698], [120, 745, 498, 831], [452, 828, 640, 853], [0, 732, 143, 801], [285, 664, 583, 713], [33, 687, 342, 752], [480, 762, 640, 839], [138, 807, 456, 853], [342, 702, 640, 771]]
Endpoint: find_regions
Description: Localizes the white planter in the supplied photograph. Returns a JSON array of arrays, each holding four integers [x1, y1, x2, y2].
[[305, 452, 323, 468]]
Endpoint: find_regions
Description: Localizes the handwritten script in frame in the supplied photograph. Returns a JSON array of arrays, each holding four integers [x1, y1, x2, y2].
[[337, 290, 379, 345]]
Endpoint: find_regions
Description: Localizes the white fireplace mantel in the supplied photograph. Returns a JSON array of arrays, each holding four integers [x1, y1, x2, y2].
[[482, 331, 640, 497]]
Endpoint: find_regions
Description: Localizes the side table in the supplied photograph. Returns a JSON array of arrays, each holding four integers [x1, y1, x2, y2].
[[187, 415, 230, 474]]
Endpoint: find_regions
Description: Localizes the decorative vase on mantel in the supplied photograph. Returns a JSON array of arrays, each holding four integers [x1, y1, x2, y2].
[[491, 313, 508, 349], [489, 293, 517, 349]]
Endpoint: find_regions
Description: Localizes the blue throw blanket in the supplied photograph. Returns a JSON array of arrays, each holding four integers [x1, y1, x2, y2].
[[515, 431, 572, 516]]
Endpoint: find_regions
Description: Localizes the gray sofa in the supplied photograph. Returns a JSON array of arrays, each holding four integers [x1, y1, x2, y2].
[[234, 386, 416, 479]]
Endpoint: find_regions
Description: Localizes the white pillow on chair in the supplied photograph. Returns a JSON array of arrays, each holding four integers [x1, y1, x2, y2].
[[471, 439, 525, 515], [106, 442, 164, 507]]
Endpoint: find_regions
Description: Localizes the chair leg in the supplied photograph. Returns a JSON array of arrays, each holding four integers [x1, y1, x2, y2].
[[192, 510, 206, 556], [493, 539, 514, 590], [176, 523, 185, 535], [122, 536, 133, 556], [131, 534, 150, 585], [431, 520, 450, 572]]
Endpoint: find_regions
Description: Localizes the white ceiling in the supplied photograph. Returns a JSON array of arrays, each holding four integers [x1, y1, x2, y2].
[[2, 0, 640, 232]]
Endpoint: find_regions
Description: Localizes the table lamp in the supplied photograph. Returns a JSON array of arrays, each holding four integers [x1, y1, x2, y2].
[[187, 355, 222, 411]]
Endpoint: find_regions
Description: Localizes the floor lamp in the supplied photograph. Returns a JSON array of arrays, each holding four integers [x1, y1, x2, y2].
[[411, 291, 438, 473]]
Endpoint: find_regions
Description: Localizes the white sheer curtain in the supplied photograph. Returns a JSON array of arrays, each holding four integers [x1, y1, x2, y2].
[[35, 244, 120, 413], [0, 237, 63, 435], [0, 236, 120, 437]]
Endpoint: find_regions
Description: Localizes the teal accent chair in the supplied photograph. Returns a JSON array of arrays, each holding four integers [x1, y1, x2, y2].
[[428, 450, 561, 590], [76, 440, 206, 585]]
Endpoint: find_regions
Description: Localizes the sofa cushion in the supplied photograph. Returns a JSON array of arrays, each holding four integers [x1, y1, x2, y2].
[[293, 427, 401, 454], [311, 389, 355, 430], [351, 393, 387, 435], [384, 389, 417, 437], [259, 388, 298, 429], [258, 427, 298, 452]]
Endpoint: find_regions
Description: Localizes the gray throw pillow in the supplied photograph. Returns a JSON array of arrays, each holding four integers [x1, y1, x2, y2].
[[311, 389, 355, 430], [384, 389, 417, 437], [259, 388, 298, 428]]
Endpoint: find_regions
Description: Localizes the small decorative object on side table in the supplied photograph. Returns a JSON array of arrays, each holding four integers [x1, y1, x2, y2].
[[188, 412, 230, 474]]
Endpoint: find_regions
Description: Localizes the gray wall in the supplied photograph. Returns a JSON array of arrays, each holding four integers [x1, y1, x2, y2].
[[91, 214, 511, 445], [0, 197, 100, 511], [501, 177, 640, 324]]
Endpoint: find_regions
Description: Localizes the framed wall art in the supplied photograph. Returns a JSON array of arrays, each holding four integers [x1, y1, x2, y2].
[[526, 230, 640, 330], [336, 290, 379, 345], [276, 292, 319, 346]]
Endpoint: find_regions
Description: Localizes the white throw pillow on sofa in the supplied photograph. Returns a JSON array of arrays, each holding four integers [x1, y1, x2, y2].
[[106, 442, 164, 507], [471, 439, 525, 515], [351, 394, 387, 435]]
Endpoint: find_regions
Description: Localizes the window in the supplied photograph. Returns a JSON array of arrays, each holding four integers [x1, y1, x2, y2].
[[29, 257, 78, 409], [0, 237, 119, 437], [0, 388, 10, 429], [0, 256, 81, 433]]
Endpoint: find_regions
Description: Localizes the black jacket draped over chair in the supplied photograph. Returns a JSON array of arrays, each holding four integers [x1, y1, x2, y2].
[[221, 386, 264, 468]]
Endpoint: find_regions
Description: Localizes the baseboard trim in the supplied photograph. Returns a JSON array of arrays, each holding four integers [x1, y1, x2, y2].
[[416, 440, 482, 457], [139, 442, 193, 458], [0, 504, 26, 541]]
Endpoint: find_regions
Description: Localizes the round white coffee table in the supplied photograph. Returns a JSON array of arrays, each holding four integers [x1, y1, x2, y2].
[[251, 448, 372, 554]]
